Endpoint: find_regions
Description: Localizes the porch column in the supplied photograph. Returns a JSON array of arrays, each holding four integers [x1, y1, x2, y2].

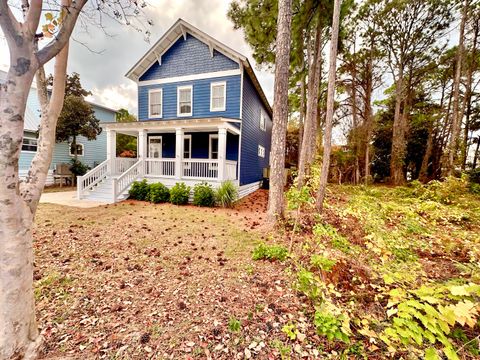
[[106, 129, 116, 174], [218, 127, 227, 181], [175, 128, 184, 179], [138, 129, 147, 159]]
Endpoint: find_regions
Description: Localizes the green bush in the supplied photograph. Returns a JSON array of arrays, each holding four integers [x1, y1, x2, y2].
[[147, 183, 170, 203], [69, 159, 90, 176], [193, 182, 215, 207], [128, 179, 149, 201], [252, 243, 289, 262], [216, 180, 238, 207], [469, 168, 480, 184], [170, 182, 190, 205]]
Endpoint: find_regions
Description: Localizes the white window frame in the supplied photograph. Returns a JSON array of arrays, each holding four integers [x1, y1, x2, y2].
[[209, 134, 219, 160], [69, 143, 84, 157], [258, 145, 265, 158], [183, 134, 192, 159], [177, 85, 193, 117], [148, 88, 163, 118], [260, 111, 266, 131], [210, 81, 226, 112], [21, 136, 38, 153]]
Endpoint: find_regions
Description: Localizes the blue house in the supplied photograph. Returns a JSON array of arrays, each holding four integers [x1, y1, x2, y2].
[[0, 70, 118, 185], [78, 19, 272, 203]]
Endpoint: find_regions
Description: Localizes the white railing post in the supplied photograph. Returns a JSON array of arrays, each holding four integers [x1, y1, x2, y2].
[[112, 178, 118, 202], [175, 128, 184, 180], [77, 176, 84, 199], [106, 129, 116, 175], [138, 130, 147, 176], [218, 127, 227, 181]]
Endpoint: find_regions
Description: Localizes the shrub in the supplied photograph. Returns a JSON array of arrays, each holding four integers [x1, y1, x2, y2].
[[69, 159, 90, 176], [129, 179, 149, 201], [170, 182, 190, 205], [252, 242, 289, 262], [216, 180, 238, 207], [147, 183, 170, 203], [469, 168, 480, 184], [310, 254, 337, 272], [193, 182, 215, 207]]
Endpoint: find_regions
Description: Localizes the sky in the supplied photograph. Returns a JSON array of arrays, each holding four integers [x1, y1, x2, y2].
[[0, 0, 275, 115]]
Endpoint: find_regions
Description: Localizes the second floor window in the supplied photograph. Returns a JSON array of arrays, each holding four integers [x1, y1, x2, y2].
[[260, 111, 266, 131], [178, 85, 193, 116], [148, 89, 162, 118], [210, 82, 226, 111], [22, 137, 38, 152]]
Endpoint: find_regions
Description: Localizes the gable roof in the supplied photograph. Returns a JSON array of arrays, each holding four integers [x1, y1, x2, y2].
[[125, 18, 272, 117]]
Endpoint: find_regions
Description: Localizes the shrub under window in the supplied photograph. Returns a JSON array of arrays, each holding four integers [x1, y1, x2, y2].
[[193, 182, 215, 207], [129, 179, 149, 201], [147, 183, 170, 203], [170, 182, 191, 205]]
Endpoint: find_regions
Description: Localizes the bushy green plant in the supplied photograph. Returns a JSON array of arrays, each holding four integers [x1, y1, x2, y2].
[[69, 159, 90, 176], [215, 181, 238, 207], [469, 168, 480, 184], [382, 283, 480, 359], [228, 317, 241, 332], [313, 223, 351, 253], [128, 179, 149, 201], [310, 254, 337, 272], [147, 182, 170, 203], [193, 182, 215, 207], [314, 310, 350, 343], [252, 243, 289, 262], [170, 182, 190, 205]]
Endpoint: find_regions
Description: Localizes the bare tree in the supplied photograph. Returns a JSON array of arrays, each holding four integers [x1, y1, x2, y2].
[[0, 1, 148, 357], [267, 0, 293, 223], [316, 0, 342, 212], [446, 0, 470, 176]]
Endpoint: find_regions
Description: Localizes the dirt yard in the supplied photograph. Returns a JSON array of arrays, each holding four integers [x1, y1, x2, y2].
[[34, 191, 315, 359]]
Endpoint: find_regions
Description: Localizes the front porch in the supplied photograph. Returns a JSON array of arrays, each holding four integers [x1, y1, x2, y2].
[[78, 118, 241, 203]]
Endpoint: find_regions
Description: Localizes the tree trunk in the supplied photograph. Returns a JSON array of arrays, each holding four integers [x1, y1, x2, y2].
[[267, 0, 292, 223], [446, 0, 469, 176], [316, 0, 342, 212], [364, 37, 374, 184], [297, 20, 323, 187], [473, 138, 480, 170], [390, 65, 407, 185], [419, 125, 434, 183]]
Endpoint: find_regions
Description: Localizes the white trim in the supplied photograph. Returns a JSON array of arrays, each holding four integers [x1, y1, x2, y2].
[[148, 88, 163, 119], [210, 81, 226, 112], [148, 135, 163, 158], [177, 85, 193, 117], [183, 134, 192, 159], [138, 69, 241, 86], [69, 143, 85, 157], [239, 65, 244, 119], [209, 134, 219, 160]]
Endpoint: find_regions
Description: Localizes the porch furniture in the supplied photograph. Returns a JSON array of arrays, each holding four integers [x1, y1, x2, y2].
[[53, 163, 74, 187]]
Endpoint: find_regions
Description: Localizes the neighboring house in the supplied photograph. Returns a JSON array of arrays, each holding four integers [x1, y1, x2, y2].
[[0, 70, 117, 185], [78, 19, 273, 203]]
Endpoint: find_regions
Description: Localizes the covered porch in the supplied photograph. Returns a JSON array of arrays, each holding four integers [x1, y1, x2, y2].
[[106, 118, 240, 182]]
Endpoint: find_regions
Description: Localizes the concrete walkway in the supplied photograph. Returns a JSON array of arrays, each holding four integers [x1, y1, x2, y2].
[[40, 191, 109, 208]]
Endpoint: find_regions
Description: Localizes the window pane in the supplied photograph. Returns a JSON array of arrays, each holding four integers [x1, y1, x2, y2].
[[180, 89, 191, 102], [180, 103, 191, 114], [22, 138, 37, 152]]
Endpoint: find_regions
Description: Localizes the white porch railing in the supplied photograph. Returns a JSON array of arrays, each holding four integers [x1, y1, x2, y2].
[[225, 160, 237, 181], [144, 158, 176, 177], [113, 159, 143, 201], [77, 159, 109, 199], [114, 157, 138, 175], [182, 159, 220, 179]]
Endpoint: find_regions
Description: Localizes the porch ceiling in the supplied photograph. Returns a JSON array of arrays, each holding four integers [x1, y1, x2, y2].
[[103, 117, 241, 136]]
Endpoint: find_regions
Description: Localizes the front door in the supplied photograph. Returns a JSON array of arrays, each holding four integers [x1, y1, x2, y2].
[[148, 136, 162, 158]]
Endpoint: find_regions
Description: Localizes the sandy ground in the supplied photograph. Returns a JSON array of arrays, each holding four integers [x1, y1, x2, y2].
[[39, 191, 109, 208]]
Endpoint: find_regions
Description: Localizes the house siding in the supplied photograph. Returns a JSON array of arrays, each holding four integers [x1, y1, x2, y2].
[[139, 34, 239, 81], [239, 74, 272, 186], [138, 75, 241, 121]]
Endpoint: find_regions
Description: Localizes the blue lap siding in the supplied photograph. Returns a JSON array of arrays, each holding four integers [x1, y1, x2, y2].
[[239, 74, 272, 185], [139, 34, 239, 81], [138, 75, 241, 121]]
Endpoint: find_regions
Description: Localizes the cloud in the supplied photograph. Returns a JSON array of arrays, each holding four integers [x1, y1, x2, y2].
[[0, 0, 274, 114]]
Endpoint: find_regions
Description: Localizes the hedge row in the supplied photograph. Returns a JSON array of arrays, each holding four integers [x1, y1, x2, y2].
[[128, 180, 238, 207]]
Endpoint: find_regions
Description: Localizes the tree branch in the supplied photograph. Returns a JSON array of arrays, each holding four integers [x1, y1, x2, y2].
[[0, 1, 21, 43], [36, 0, 87, 65], [25, 0, 43, 35]]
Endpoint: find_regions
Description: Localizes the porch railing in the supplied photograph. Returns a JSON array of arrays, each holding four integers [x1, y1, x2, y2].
[[114, 157, 138, 175], [182, 159, 219, 179], [144, 158, 176, 177], [225, 160, 237, 181], [77, 159, 109, 199], [113, 159, 143, 201]]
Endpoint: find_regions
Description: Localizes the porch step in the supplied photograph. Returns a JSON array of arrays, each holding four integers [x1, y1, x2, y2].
[[81, 177, 130, 203]]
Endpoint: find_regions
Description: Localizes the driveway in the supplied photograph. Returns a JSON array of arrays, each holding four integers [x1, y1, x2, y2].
[[39, 190, 109, 208]]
